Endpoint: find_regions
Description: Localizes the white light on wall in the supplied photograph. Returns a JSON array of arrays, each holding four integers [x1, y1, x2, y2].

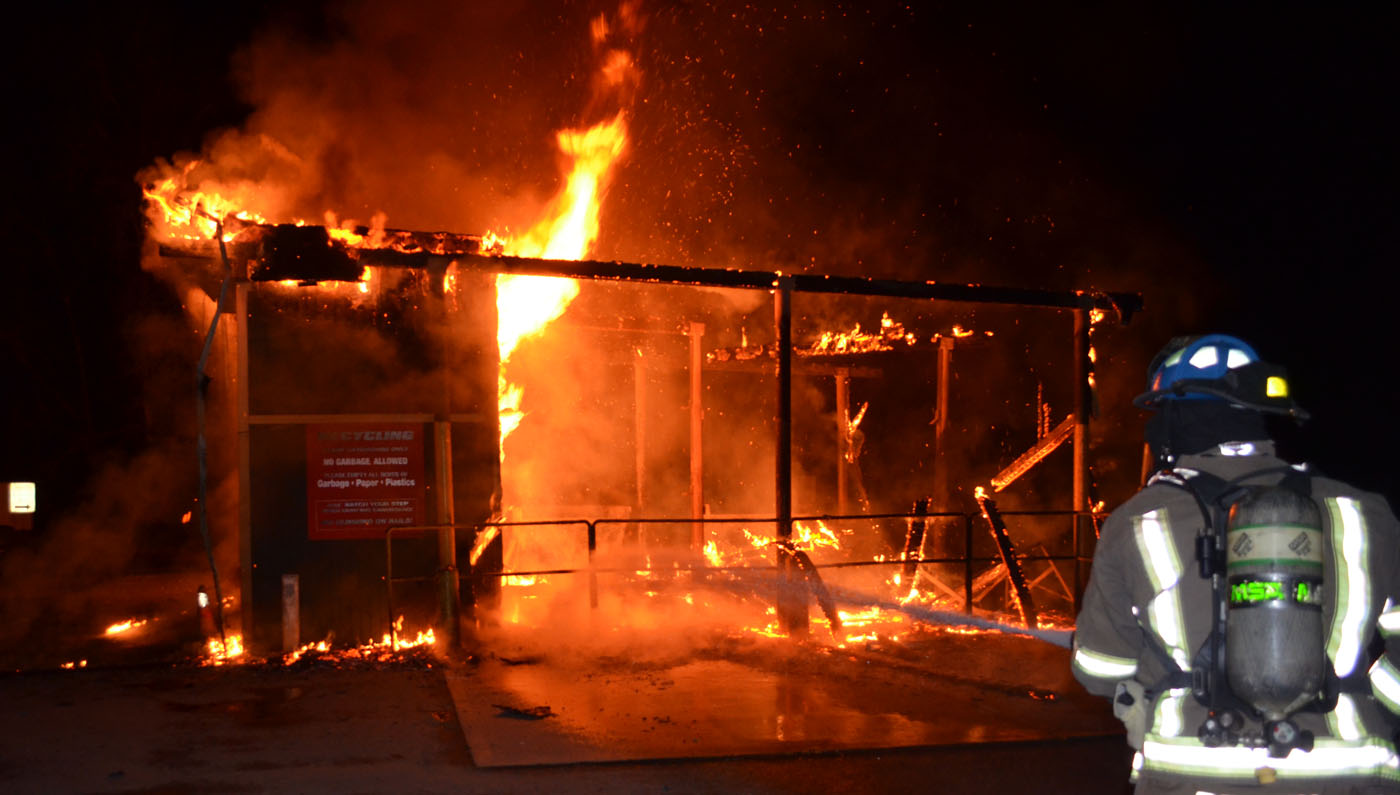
[[9, 482, 35, 513]]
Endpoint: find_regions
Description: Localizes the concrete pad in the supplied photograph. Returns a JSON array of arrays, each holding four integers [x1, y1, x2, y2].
[[446, 630, 1121, 767]]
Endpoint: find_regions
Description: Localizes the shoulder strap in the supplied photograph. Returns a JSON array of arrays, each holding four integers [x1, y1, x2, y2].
[[1134, 469, 1232, 698], [1147, 468, 1236, 578]]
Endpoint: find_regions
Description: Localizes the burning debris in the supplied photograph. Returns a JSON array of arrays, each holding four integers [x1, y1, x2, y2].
[[104, 619, 151, 636], [705, 315, 993, 363], [197, 618, 438, 671]]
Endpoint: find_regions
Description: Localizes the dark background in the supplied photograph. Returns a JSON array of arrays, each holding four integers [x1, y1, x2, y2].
[[3, 1, 1394, 536]]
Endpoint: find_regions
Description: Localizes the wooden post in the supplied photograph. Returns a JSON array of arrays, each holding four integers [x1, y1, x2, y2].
[[634, 353, 648, 516], [1073, 306, 1092, 614], [235, 281, 254, 650], [688, 322, 705, 551], [902, 497, 929, 587], [434, 420, 460, 646], [774, 278, 807, 635], [1073, 307, 1089, 516], [281, 574, 300, 652], [835, 368, 850, 516], [933, 336, 953, 512]]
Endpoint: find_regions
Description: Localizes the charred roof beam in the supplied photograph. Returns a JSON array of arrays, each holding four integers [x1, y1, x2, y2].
[[440, 253, 1142, 322], [161, 222, 1142, 321]]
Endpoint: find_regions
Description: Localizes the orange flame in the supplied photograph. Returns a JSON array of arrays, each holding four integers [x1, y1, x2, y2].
[[494, 112, 629, 453], [703, 538, 724, 567], [104, 618, 149, 636], [203, 634, 245, 665], [203, 620, 435, 667], [141, 165, 269, 243], [740, 519, 845, 551], [807, 312, 909, 355]]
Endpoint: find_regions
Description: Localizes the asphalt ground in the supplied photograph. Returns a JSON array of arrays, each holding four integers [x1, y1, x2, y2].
[[0, 644, 1135, 794]]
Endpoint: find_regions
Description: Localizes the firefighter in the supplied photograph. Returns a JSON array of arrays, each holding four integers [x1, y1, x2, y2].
[[1072, 334, 1400, 793]]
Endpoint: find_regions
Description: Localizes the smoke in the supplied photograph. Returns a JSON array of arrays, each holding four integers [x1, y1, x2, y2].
[[138, 1, 1201, 311], [0, 273, 222, 665], [138, 2, 648, 243], [0, 439, 202, 657]]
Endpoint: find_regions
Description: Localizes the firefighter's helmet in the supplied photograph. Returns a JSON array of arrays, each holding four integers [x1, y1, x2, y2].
[[1133, 334, 1308, 420]]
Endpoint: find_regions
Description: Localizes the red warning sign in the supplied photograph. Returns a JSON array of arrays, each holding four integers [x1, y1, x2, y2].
[[306, 424, 426, 540]]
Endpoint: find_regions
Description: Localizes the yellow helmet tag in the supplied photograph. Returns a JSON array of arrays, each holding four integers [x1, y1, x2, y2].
[[1266, 376, 1289, 398]]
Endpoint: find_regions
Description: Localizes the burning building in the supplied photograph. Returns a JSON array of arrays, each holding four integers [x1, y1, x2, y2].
[[126, 3, 1142, 669], [146, 198, 1138, 655]]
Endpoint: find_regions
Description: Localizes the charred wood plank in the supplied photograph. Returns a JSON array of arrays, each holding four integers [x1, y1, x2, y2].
[[990, 414, 1076, 492], [901, 498, 930, 590], [249, 225, 362, 283], [778, 543, 842, 637], [975, 493, 1039, 628]]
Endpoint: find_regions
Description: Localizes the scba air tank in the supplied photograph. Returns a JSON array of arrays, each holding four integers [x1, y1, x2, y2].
[[1225, 485, 1326, 720]]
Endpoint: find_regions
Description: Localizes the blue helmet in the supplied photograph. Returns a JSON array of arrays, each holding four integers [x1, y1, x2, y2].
[[1133, 334, 1308, 419]]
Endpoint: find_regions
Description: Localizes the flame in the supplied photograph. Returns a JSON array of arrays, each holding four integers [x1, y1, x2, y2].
[[504, 114, 627, 262], [703, 538, 724, 567], [201, 620, 436, 667], [385, 626, 436, 652], [285, 639, 332, 665], [203, 634, 245, 665], [141, 165, 269, 243], [837, 606, 885, 626], [739, 520, 845, 552], [141, 164, 388, 268], [798, 317, 993, 358], [494, 112, 629, 453], [104, 618, 149, 636], [806, 312, 908, 355], [282, 617, 436, 665]]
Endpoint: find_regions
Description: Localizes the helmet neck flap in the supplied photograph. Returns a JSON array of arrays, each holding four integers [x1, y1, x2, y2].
[[1145, 400, 1270, 468]]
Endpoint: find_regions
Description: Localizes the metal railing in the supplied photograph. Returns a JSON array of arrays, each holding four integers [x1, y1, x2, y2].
[[383, 509, 1101, 643]]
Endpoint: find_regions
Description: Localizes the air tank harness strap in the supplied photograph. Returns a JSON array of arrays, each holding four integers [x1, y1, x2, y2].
[[1140, 625, 1193, 700]]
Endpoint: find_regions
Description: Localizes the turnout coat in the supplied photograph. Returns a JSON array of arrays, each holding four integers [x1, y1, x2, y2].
[[1073, 442, 1400, 792]]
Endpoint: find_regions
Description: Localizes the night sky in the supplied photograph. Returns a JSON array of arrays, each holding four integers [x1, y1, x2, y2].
[[4, 1, 1395, 529]]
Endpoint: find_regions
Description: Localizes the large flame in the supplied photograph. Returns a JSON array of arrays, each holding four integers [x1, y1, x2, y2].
[[140, 160, 270, 243], [494, 112, 629, 453]]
